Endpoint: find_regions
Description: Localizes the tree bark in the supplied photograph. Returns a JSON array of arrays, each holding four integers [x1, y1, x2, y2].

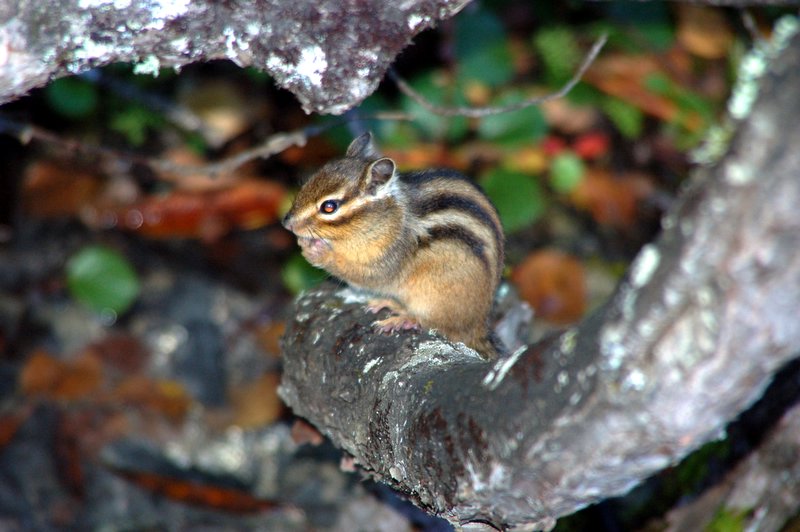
[[664, 400, 800, 532], [279, 27, 800, 532], [0, 0, 468, 114]]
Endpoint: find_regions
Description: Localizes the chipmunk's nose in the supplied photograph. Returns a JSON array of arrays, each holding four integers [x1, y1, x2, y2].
[[281, 213, 294, 231]]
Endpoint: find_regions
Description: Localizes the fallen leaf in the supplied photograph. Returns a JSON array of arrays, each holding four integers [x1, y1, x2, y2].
[[585, 52, 705, 132], [86, 334, 149, 374], [254, 320, 286, 358], [19, 349, 103, 401], [541, 98, 600, 134], [21, 160, 102, 218], [569, 168, 653, 229], [87, 179, 286, 241], [231, 372, 283, 428], [0, 405, 32, 449], [114, 376, 191, 422], [111, 468, 278, 513], [676, 5, 734, 60], [156, 148, 238, 193], [279, 135, 339, 167], [463, 80, 492, 106], [541, 135, 567, 157], [384, 144, 466, 171], [51, 351, 103, 400], [511, 250, 587, 324], [573, 131, 611, 160], [19, 349, 63, 396], [55, 410, 91, 497], [501, 146, 549, 174]]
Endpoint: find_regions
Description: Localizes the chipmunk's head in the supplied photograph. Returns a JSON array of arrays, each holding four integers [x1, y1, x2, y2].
[[282, 133, 403, 271]]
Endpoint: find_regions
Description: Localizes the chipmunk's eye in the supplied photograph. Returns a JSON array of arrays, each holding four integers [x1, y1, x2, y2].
[[319, 199, 340, 214]]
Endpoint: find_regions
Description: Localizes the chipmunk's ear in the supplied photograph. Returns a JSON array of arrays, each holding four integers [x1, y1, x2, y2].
[[363, 157, 397, 195], [346, 132, 381, 160]]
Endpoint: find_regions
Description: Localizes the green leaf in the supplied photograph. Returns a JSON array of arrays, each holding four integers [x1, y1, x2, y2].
[[550, 152, 585, 193], [533, 26, 582, 86], [66, 246, 140, 315], [601, 97, 644, 139], [44, 77, 98, 119], [401, 71, 469, 142], [480, 169, 545, 233], [644, 72, 673, 95], [458, 42, 515, 88], [109, 106, 165, 146], [706, 508, 749, 532], [281, 253, 327, 294], [454, 9, 514, 87], [477, 91, 548, 147]]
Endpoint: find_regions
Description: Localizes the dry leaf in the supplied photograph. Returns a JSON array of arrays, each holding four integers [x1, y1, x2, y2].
[[19, 349, 63, 396], [19, 349, 102, 400], [541, 98, 600, 134], [254, 320, 286, 358], [676, 5, 734, 60], [21, 160, 102, 218], [541, 135, 567, 157], [502, 146, 549, 174], [111, 467, 278, 512], [280, 135, 339, 167], [0, 406, 32, 449], [88, 179, 286, 241], [384, 144, 466, 171], [231, 372, 283, 428], [86, 334, 149, 374], [114, 376, 191, 422], [572, 131, 610, 160], [570, 168, 654, 229], [156, 148, 239, 193], [585, 52, 705, 132], [51, 351, 103, 400], [511, 250, 587, 325]]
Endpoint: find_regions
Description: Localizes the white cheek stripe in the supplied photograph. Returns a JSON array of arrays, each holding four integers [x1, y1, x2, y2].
[[296, 204, 320, 221]]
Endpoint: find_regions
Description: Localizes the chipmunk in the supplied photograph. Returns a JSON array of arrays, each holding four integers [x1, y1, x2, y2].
[[282, 133, 504, 359]]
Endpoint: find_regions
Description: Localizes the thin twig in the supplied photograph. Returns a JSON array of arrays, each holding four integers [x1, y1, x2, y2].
[[0, 116, 150, 164], [0, 111, 413, 178], [390, 33, 608, 118], [150, 128, 315, 178], [739, 9, 763, 43]]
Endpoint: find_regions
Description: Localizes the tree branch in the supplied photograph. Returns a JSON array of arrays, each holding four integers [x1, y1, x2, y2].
[[664, 399, 800, 532], [0, 0, 467, 115], [279, 27, 800, 531]]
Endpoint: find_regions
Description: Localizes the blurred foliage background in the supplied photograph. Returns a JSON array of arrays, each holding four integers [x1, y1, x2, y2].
[[1, 1, 798, 531]]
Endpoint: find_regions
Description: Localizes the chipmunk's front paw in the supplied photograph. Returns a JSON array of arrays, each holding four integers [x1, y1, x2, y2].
[[373, 315, 421, 334]]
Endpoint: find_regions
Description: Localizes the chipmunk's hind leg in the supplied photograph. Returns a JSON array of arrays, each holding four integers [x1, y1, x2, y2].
[[365, 297, 422, 334]]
